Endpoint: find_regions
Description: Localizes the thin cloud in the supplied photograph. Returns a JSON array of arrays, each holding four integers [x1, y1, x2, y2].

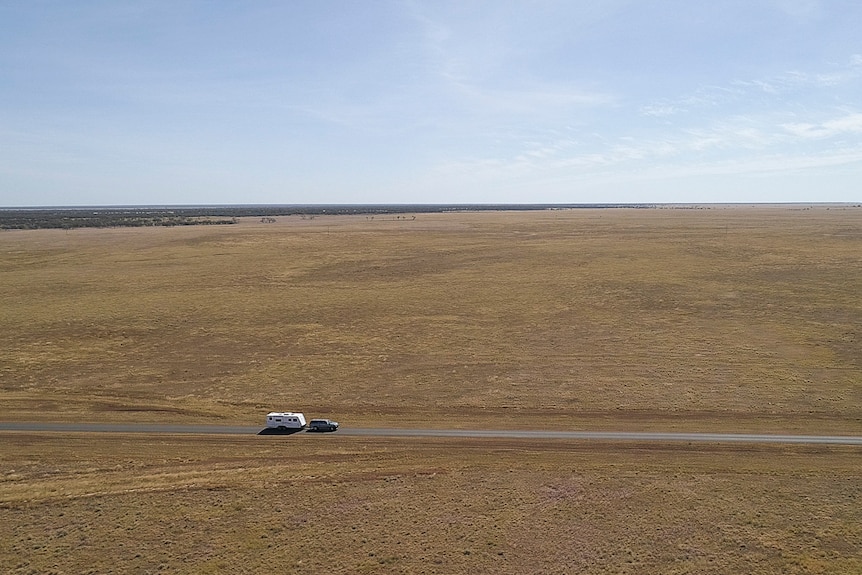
[[768, 0, 824, 20], [782, 112, 862, 139], [429, 106, 862, 192], [642, 55, 862, 118]]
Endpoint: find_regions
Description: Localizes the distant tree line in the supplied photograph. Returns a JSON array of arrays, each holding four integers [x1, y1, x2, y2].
[[0, 204, 656, 230], [0, 209, 238, 230]]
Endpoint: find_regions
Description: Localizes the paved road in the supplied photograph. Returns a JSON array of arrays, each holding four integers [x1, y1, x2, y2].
[[2, 422, 862, 445]]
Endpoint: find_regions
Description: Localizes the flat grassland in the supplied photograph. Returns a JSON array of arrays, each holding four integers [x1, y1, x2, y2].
[[2, 206, 861, 573]]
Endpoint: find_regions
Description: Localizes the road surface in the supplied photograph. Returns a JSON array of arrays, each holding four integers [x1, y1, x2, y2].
[[2, 422, 861, 445]]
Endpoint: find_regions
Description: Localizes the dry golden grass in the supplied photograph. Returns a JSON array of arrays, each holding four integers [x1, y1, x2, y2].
[[1, 207, 860, 432], [2, 206, 862, 573], [1, 434, 860, 574]]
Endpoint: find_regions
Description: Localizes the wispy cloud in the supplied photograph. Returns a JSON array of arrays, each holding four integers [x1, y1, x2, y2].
[[768, 0, 824, 20], [428, 104, 862, 197], [782, 112, 862, 139], [641, 55, 862, 118], [405, 1, 617, 119]]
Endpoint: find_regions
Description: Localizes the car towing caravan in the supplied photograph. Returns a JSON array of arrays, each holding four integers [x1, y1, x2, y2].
[[308, 418, 339, 432], [265, 412, 307, 430]]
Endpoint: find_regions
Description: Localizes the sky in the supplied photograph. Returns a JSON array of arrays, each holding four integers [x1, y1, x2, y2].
[[1, 1, 861, 207]]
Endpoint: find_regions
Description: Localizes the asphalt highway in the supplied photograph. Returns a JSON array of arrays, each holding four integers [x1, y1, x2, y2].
[[2, 422, 862, 445]]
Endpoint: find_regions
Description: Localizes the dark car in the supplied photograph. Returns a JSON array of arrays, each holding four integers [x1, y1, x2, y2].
[[307, 418, 339, 432]]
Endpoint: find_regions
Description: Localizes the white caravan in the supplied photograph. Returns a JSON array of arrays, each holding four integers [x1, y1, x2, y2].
[[265, 412, 307, 430]]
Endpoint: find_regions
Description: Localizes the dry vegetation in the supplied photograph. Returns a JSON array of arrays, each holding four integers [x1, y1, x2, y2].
[[2, 206, 861, 573], [2, 434, 861, 574], [2, 206, 860, 431]]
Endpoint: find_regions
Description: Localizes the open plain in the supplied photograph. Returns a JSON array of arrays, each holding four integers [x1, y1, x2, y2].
[[2, 206, 861, 573]]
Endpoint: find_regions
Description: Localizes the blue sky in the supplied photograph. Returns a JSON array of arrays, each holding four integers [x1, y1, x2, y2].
[[1, 1, 861, 206]]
